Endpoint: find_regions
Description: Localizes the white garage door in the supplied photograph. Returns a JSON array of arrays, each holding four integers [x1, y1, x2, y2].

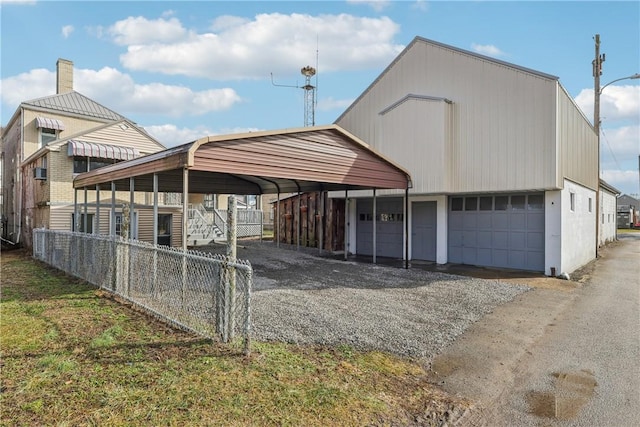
[[448, 194, 545, 271], [356, 198, 404, 258]]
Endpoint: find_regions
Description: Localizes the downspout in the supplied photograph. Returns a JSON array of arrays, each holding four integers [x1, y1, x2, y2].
[[15, 107, 24, 243]]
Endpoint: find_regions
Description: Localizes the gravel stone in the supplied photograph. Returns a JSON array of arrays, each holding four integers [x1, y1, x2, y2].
[[203, 240, 530, 361]]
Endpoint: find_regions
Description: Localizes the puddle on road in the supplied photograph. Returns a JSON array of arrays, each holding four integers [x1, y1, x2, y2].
[[526, 369, 597, 420]]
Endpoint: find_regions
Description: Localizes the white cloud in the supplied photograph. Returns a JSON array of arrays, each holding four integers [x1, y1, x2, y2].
[[346, 0, 391, 12], [113, 13, 402, 80], [0, 0, 36, 4], [471, 43, 506, 58], [601, 125, 640, 159], [0, 67, 242, 118], [317, 96, 354, 112], [602, 169, 639, 196], [0, 68, 54, 106], [575, 85, 640, 124], [107, 16, 188, 46], [412, 0, 429, 12], [144, 123, 262, 147], [62, 25, 74, 38]]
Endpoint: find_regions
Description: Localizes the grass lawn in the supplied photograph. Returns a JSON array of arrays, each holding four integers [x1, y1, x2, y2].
[[1, 250, 467, 426]]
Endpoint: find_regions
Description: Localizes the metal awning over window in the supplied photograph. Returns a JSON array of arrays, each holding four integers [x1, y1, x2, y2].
[[36, 116, 65, 131], [67, 140, 139, 161]]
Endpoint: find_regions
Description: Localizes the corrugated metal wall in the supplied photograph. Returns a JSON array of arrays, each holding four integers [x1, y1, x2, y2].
[[556, 86, 598, 190], [378, 97, 451, 193], [336, 39, 562, 194]]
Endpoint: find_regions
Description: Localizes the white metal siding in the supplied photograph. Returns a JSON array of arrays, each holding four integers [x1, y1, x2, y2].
[[599, 188, 617, 245], [557, 86, 598, 190], [336, 39, 559, 194], [378, 97, 450, 193]]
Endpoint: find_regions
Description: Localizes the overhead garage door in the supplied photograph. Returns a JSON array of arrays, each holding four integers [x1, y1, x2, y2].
[[448, 194, 545, 271], [412, 201, 437, 261], [357, 198, 403, 258]]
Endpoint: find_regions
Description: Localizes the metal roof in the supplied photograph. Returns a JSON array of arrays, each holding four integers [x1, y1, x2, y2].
[[22, 91, 125, 121], [73, 125, 411, 194]]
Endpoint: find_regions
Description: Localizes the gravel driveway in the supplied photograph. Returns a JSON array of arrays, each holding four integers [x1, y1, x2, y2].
[[207, 240, 530, 361]]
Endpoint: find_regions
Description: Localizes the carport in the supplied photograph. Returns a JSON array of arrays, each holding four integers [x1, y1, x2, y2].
[[72, 125, 412, 265]]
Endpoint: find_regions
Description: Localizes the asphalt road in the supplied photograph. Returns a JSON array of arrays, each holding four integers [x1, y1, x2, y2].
[[456, 232, 640, 426]]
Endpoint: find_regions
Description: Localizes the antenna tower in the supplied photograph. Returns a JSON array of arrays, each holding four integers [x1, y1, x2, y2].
[[301, 66, 316, 127]]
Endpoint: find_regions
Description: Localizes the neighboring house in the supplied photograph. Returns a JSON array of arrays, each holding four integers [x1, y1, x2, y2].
[[1, 59, 174, 248], [617, 194, 640, 229], [334, 36, 598, 275], [599, 180, 620, 245]]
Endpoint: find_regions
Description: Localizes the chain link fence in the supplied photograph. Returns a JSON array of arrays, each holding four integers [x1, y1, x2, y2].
[[32, 229, 252, 353]]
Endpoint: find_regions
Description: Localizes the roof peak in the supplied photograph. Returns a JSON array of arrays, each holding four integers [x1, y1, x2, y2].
[[22, 91, 125, 122]]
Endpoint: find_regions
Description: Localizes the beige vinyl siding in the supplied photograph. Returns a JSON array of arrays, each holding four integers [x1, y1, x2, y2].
[[50, 204, 183, 246], [22, 110, 107, 159], [336, 39, 559, 194], [556, 86, 598, 190], [70, 123, 163, 155], [137, 208, 183, 246]]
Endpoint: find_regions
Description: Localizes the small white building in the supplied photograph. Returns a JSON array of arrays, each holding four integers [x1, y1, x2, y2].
[[334, 37, 598, 275], [599, 180, 620, 246]]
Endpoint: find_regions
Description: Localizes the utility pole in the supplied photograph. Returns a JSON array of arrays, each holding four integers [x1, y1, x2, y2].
[[593, 34, 605, 257]]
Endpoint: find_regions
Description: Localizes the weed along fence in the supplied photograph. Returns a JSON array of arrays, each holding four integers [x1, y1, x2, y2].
[[32, 229, 253, 354]]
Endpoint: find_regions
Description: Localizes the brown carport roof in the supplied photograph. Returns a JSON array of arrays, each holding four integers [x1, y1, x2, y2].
[[73, 125, 411, 194]]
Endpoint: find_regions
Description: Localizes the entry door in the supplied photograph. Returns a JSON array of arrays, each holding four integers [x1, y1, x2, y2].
[[412, 201, 437, 261]]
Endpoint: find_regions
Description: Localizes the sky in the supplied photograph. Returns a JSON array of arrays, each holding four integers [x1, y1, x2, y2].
[[1, 0, 639, 196]]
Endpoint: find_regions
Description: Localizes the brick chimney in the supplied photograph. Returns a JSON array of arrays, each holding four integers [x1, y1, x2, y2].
[[56, 58, 73, 94]]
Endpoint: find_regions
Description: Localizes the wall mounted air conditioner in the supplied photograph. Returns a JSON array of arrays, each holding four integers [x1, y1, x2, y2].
[[33, 167, 47, 180]]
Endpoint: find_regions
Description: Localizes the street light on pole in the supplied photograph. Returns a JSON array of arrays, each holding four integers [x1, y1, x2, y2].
[[592, 34, 640, 256]]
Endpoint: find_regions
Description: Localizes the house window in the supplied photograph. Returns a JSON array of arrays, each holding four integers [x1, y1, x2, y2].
[[157, 214, 172, 246], [71, 213, 94, 234], [570, 192, 576, 212], [73, 156, 117, 173], [588, 197, 592, 213], [40, 128, 58, 147]]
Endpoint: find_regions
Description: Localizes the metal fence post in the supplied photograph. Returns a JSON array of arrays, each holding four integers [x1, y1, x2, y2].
[[244, 266, 252, 356], [225, 196, 237, 342]]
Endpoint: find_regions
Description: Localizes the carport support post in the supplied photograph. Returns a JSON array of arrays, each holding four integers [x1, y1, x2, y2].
[[83, 187, 88, 233], [344, 190, 348, 261], [373, 189, 377, 264], [276, 191, 280, 248], [297, 190, 301, 251], [152, 173, 158, 295], [95, 185, 100, 235], [73, 189, 78, 232], [318, 191, 324, 254], [405, 188, 409, 269], [110, 182, 116, 237], [129, 178, 135, 240]]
